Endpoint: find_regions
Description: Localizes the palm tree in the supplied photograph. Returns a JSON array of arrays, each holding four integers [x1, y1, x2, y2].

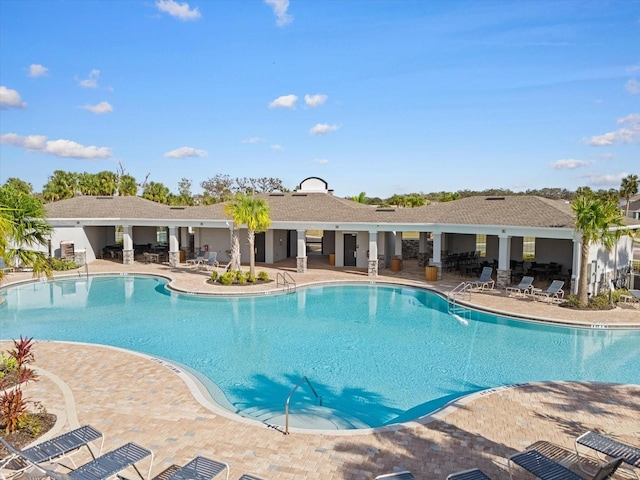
[[142, 181, 170, 204], [351, 192, 367, 204], [42, 170, 78, 202], [620, 174, 638, 217], [572, 193, 626, 307], [118, 174, 138, 196], [0, 185, 53, 280], [224, 193, 271, 275]]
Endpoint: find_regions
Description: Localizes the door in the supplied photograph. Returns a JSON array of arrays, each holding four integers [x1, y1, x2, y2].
[[255, 232, 265, 263], [344, 234, 357, 266]]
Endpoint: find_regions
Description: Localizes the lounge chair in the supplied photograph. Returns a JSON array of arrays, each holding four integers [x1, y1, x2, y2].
[[469, 266, 495, 291], [374, 472, 415, 480], [0, 258, 14, 274], [0, 425, 103, 478], [237, 475, 267, 480], [618, 290, 640, 308], [186, 251, 206, 267], [447, 468, 491, 480], [508, 449, 623, 480], [575, 431, 640, 470], [68, 442, 153, 480], [505, 276, 534, 297], [166, 456, 229, 480], [533, 280, 565, 303], [199, 252, 219, 271]]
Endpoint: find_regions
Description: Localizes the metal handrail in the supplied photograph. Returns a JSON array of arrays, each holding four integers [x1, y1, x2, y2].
[[285, 375, 322, 435], [448, 281, 472, 301], [276, 271, 296, 293]]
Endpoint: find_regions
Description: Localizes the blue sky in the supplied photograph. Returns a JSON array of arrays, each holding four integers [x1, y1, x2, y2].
[[1, 0, 639, 199]]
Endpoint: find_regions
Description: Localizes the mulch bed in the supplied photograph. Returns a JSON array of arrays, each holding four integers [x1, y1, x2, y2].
[[0, 412, 57, 456]]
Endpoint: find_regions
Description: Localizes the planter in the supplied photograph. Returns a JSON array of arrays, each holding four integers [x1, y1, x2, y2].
[[425, 266, 438, 281], [328, 253, 335, 266], [391, 258, 403, 272]]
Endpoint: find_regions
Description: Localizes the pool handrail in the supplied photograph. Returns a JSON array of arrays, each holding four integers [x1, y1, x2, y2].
[[285, 375, 322, 434]]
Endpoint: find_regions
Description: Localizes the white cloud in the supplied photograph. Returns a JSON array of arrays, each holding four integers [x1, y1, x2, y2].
[[264, 0, 293, 26], [81, 101, 113, 114], [155, 0, 201, 20], [304, 94, 328, 108], [625, 78, 640, 94], [270, 144, 283, 150], [0, 133, 111, 158], [241, 137, 264, 144], [309, 123, 339, 135], [164, 146, 208, 158], [77, 69, 100, 88], [0, 86, 27, 109], [586, 113, 640, 146], [269, 94, 297, 109], [313, 158, 329, 165], [549, 159, 592, 170], [28, 64, 48, 77], [580, 172, 627, 187]]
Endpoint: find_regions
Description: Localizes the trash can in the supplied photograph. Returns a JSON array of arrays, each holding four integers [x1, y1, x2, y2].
[[425, 266, 438, 281], [328, 253, 335, 266], [391, 258, 403, 272]]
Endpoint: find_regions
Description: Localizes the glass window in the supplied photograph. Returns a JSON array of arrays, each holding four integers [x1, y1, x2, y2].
[[523, 236, 536, 260], [115, 226, 123, 245], [476, 234, 486, 257]]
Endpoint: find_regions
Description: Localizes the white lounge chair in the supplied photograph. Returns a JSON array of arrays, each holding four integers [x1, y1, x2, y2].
[[533, 280, 565, 303], [505, 276, 534, 297], [469, 267, 495, 291], [199, 252, 219, 271], [375, 472, 415, 480], [186, 251, 207, 267]]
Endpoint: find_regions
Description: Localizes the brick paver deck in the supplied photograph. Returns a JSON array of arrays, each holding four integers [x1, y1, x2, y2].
[[1, 258, 639, 480]]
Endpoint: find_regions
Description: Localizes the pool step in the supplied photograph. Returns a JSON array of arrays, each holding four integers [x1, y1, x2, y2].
[[236, 404, 373, 430]]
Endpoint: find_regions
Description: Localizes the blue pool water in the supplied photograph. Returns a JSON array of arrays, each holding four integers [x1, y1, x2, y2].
[[1, 275, 639, 429]]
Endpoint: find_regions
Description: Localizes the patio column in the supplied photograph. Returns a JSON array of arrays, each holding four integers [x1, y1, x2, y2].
[[431, 232, 442, 280], [122, 226, 134, 265], [168, 226, 180, 267], [496, 234, 511, 288], [418, 232, 429, 266], [368, 231, 378, 277], [296, 229, 307, 273], [571, 238, 581, 294], [394, 231, 403, 258]]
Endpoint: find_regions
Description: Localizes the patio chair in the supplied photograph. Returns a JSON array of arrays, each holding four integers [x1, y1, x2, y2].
[[186, 251, 206, 267], [166, 456, 229, 480], [508, 448, 623, 480], [0, 425, 103, 478], [199, 252, 219, 271], [575, 431, 640, 470], [533, 280, 565, 303], [374, 472, 415, 480], [0, 258, 14, 274], [468, 266, 495, 291], [505, 276, 534, 297], [237, 475, 267, 480], [618, 290, 640, 308], [447, 468, 491, 480], [68, 442, 153, 480]]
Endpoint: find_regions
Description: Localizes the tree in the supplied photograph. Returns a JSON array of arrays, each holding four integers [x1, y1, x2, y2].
[[620, 174, 639, 217], [351, 192, 367, 203], [95, 171, 118, 195], [142, 181, 170, 204], [118, 174, 138, 196], [224, 193, 271, 275], [3, 178, 32, 195], [42, 170, 78, 202], [572, 192, 626, 307], [173, 177, 195, 206], [0, 185, 53, 280]]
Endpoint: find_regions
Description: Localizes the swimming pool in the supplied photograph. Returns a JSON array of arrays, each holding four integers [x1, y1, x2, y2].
[[1, 275, 639, 430]]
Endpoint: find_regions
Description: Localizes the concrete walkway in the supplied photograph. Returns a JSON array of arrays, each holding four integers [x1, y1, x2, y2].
[[1, 258, 639, 480]]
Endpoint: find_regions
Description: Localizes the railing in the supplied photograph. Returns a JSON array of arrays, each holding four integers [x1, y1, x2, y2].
[[285, 376, 322, 435], [447, 281, 472, 316], [276, 272, 296, 293]]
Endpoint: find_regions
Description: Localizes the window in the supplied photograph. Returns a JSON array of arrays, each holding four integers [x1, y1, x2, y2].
[[523, 236, 536, 260], [476, 234, 486, 257], [157, 227, 168, 245], [115, 226, 123, 245]]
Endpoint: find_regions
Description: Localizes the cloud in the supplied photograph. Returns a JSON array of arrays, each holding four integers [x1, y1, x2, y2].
[[579, 172, 628, 187], [81, 101, 113, 114], [269, 94, 297, 109], [586, 113, 640, 146], [625, 78, 640, 94], [309, 123, 339, 135], [264, 0, 293, 26], [304, 94, 328, 108], [155, 0, 201, 20], [28, 64, 48, 77], [77, 69, 100, 88], [0, 86, 27, 109], [313, 158, 329, 165], [549, 159, 593, 170], [163, 146, 208, 158], [241, 137, 264, 144], [0, 133, 111, 158], [270, 144, 283, 150]]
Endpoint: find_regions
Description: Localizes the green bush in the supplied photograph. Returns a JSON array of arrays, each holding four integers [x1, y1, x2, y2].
[[220, 272, 235, 285], [209, 271, 219, 282], [51, 257, 78, 271], [237, 273, 247, 285], [257, 271, 269, 281], [17, 413, 42, 438], [588, 292, 612, 309], [246, 273, 256, 283]]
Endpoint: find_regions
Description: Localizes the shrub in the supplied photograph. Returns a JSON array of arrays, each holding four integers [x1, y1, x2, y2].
[[51, 257, 78, 271], [246, 273, 256, 283], [17, 412, 42, 437], [219, 272, 235, 285], [209, 271, 219, 282], [237, 273, 247, 285], [588, 292, 613, 309], [0, 389, 27, 434], [257, 271, 269, 282], [0, 336, 38, 434]]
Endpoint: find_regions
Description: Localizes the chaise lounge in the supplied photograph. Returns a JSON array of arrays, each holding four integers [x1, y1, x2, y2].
[[166, 456, 229, 480], [505, 276, 534, 297], [533, 280, 565, 303], [469, 266, 495, 291], [508, 448, 623, 480]]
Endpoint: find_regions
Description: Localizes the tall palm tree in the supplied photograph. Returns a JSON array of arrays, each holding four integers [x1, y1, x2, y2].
[[351, 192, 367, 204], [572, 193, 626, 307], [224, 193, 271, 275], [620, 174, 638, 217]]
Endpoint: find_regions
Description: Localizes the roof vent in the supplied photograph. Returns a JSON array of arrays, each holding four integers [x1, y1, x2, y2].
[[269, 192, 285, 196], [292, 193, 308, 197], [376, 207, 396, 212], [170, 207, 186, 210], [485, 196, 506, 201], [96, 196, 114, 200]]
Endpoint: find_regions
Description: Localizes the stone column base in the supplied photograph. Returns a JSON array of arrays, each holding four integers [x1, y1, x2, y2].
[[122, 249, 134, 265], [429, 262, 442, 280], [368, 259, 378, 277], [168, 251, 180, 268], [496, 269, 511, 289], [417, 252, 429, 267], [296, 256, 307, 273]]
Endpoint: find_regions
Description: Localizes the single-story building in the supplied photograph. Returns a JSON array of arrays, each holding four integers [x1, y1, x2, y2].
[[44, 177, 640, 295]]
